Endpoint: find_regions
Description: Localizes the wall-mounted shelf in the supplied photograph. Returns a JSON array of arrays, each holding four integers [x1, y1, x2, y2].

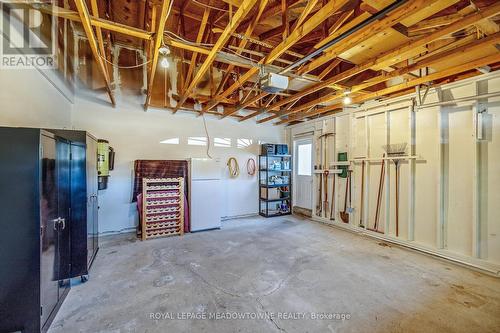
[[260, 183, 291, 188], [313, 169, 343, 174], [350, 155, 420, 162]]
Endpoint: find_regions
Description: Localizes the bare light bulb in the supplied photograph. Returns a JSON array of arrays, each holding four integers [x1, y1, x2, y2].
[[160, 57, 169, 68], [159, 46, 170, 55], [343, 96, 352, 105]]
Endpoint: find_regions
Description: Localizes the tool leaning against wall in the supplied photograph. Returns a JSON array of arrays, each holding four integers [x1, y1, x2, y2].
[[316, 132, 335, 218]]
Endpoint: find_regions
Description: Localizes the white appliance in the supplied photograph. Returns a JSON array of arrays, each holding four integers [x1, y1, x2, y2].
[[189, 158, 222, 232]]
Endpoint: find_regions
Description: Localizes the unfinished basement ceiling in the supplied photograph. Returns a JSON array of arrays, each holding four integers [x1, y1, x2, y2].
[[40, 0, 500, 123]]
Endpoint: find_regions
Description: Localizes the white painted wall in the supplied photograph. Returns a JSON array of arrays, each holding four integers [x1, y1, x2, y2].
[[0, 68, 73, 128], [71, 92, 285, 234], [288, 72, 500, 274], [0, 68, 284, 234]]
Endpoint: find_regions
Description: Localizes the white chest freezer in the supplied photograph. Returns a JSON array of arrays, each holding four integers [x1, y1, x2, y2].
[[189, 158, 222, 232]]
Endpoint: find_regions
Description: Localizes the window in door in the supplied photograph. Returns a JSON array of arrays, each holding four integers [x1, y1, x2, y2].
[[297, 143, 312, 176]]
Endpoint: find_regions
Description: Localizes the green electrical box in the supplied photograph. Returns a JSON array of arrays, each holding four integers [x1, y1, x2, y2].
[[338, 152, 348, 178]]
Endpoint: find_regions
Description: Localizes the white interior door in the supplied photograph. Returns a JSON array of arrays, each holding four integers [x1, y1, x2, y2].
[[293, 138, 313, 210]]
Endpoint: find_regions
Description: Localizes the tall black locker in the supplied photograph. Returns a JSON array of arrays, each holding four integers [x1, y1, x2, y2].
[[47, 129, 99, 277], [0, 127, 99, 333]]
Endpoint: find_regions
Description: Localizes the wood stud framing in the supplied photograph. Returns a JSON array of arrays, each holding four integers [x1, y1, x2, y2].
[[73, 0, 116, 106], [35, 1, 500, 120], [144, 0, 172, 110]]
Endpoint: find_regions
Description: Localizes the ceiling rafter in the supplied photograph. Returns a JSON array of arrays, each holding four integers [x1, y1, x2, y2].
[[144, 0, 172, 110], [215, 0, 270, 97], [290, 0, 319, 33], [238, 94, 278, 122], [90, 0, 108, 74], [280, 52, 500, 124], [298, 0, 430, 75], [263, 31, 500, 124], [263, 1, 500, 117], [201, 0, 352, 114], [73, 0, 115, 106], [182, 6, 211, 94], [36, 3, 153, 40], [174, 0, 260, 114]]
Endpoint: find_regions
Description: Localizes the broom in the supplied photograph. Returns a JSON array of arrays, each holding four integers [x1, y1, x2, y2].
[[383, 143, 407, 237]]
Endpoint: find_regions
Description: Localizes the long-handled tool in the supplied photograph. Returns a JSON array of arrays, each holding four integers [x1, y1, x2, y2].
[[340, 171, 350, 223], [317, 170, 323, 216], [323, 170, 329, 216], [383, 143, 407, 237], [369, 154, 386, 233], [315, 135, 323, 216], [347, 170, 353, 214], [317, 132, 334, 217], [330, 172, 336, 220], [359, 161, 365, 227]]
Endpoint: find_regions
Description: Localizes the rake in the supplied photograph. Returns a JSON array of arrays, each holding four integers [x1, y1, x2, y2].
[[383, 143, 407, 237]]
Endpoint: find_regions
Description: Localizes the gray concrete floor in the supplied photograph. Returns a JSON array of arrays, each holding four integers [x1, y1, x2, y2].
[[49, 216, 500, 333]]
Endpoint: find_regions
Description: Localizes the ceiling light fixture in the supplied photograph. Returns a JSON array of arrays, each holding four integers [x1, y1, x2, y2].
[[159, 46, 170, 55], [161, 57, 169, 68], [343, 89, 352, 105]]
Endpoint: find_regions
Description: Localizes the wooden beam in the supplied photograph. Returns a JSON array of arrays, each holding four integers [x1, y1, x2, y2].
[[313, 10, 370, 50], [408, 11, 467, 33], [263, 32, 500, 123], [223, 91, 268, 118], [299, 0, 429, 74], [239, 95, 277, 122], [281, 53, 500, 124], [183, 7, 211, 93], [73, 0, 115, 106], [144, 0, 172, 110], [215, 0, 269, 96], [90, 0, 106, 65], [265, 2, 500, 114], [318, 58, 342, 80], [291, 0, 319, 32], [211, 27, 305, 59], [174, 0, 259, 114], [36, 4, 153, 40], [281, 0, 289, 39], [202, 0, 351, 113]]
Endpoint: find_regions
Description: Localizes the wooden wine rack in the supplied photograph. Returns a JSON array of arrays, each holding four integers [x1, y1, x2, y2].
[[141, 178, 184, 240]]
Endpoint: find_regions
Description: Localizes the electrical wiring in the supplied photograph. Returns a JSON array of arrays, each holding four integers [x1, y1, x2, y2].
[[163, 31, 260, 65], [100, 55, 151, 69], [246, 158, 256, 176], [164, 31, 216, 47], [201, 113, 213, 159], [227, 157, 240, 178]]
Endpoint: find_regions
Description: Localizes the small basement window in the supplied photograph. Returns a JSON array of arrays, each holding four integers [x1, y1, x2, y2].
[[188, 137, 207, 146]]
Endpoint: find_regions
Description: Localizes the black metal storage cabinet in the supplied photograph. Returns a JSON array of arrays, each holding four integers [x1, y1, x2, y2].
[[259, 153, 292, 217], [50, 129, 99, 276], [0, 127, 99, 333]]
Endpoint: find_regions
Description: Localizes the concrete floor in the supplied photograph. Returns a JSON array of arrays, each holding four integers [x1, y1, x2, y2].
[[49, 216, 500, 333]]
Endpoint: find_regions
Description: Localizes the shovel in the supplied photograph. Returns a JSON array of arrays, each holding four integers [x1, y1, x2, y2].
[[340, 171, 350, 223]]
